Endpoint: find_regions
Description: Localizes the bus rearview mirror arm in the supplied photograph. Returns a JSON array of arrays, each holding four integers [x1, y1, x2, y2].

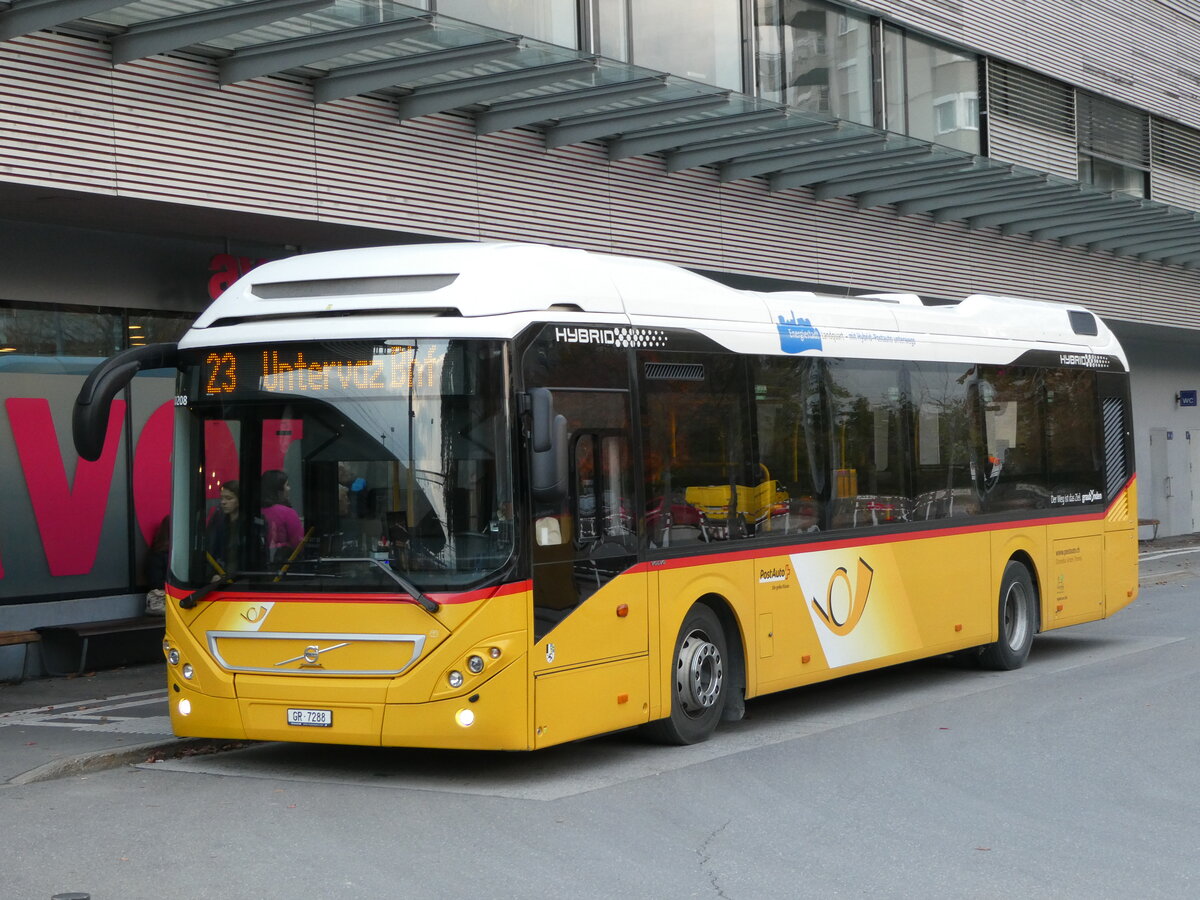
[[73, 342, 179, 461]]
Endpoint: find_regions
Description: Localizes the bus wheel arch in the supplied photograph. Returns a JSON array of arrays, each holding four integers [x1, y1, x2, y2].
[[979, 557, 1038, 670], [646, 596, 744, 745]]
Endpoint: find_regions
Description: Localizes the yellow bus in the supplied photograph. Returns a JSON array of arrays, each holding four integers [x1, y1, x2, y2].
[[74, 242, 1138, 749]]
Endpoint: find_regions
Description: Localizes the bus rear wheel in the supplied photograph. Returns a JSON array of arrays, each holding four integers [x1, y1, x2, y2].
[[646, 603, 728, 745], [979, 560, 1036, 670]]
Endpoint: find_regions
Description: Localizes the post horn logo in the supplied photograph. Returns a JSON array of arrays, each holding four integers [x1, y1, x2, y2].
[[812, 558, 874, 636]]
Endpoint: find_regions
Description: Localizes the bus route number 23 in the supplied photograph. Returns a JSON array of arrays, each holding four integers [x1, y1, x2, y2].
[[205, 352, 237, 395]]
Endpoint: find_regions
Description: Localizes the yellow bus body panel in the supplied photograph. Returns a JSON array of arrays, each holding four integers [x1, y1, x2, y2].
[[164, 484, 1138, 749]]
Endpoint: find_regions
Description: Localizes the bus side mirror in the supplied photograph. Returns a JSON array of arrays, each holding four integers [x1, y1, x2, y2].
[[529, 388, 567, 505], [73, 343, 179, 461]]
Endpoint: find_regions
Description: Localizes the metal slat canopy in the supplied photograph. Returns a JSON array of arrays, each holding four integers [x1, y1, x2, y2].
[[473, 75, 668, 135], [111, 0, 331, 66], [717, 134, 885, 182], [543, 92, 731, 149], [856, 166, 1014, 209], [0, 0, 128, 40], [17, 0, 1200, 268], [890, 172, 1045, 215], [394, 58, 599, 121], [219, 16, 434, 85], [1025, 204, 1165, 240], [663, 119, 843, 173], [313, 39, 523, 104]]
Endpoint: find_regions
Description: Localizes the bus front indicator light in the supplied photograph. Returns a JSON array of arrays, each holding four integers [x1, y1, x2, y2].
[[182, 663, 194, 680], [178, 699, 192, 717], [448, 670, 464, 689], [167, 648, 180, 666]]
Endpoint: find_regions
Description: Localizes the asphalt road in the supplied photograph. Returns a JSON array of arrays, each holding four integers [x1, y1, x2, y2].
[[5, 552, 1199, 900]]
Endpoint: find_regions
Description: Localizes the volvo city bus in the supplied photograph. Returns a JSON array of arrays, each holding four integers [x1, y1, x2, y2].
[[74, 242, 1138, 749]]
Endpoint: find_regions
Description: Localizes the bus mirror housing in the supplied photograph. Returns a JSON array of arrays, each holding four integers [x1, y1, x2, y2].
[[529, 388, 568, 504], [73, 342, 179, 461]]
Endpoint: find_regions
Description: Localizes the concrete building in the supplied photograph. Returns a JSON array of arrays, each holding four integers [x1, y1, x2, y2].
[[2, 0, 1199, 672]]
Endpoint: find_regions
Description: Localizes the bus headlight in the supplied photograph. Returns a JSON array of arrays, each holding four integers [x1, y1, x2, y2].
[[178, 699, 192, 716], [467, 655, 485, 674], [181, 663, 194, 680], [447, 670, 464, 688], [167, 648, 181, 666], [455, 708, 475, 727]]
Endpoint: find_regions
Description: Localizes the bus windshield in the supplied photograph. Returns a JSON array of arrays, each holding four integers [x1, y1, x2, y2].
[[170, 339, 514, 594]]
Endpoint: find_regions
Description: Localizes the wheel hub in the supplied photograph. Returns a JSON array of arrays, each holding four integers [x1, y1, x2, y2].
[[677, 630, 723, 715]]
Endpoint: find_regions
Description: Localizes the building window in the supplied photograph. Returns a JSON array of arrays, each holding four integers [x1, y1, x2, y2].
[[1077, 92, 1150, 198], [882, 25, 979, 153], [754, 0, 872, 125], [629, 0, 743, 90], [436, 0, 578, 48]]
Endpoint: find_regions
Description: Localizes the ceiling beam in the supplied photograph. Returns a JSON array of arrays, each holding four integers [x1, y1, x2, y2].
[[313, 39, 522, 104], [812, 158, 978, 200], [1137, 239, 1200, 262], [1019, 203, 1162, 239], [717, 134, 885, 182], [394, 58, 598, 121], [856, 166, 1012, 209], [1086, 220, 1200, 253], [112, 0, 331, 66], [0, 0, 129, 41], [219, 16, 433, 85], [927, 185, 1085, 224], [475, 76, 667, 135], [664, 121, 843, 173], [891, 173, 1047, 216], [768, 146, 936, 192], [967, 194, 1114, 229], [606, 109, 786, 160], [544, 92, 731, 148]]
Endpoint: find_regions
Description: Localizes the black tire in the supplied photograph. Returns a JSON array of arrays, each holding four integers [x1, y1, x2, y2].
[[645, 603, 729, 745], [979, 560, 1036, 670]]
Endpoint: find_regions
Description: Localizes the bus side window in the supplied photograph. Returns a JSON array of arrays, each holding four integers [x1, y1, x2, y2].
[[750, 356, 824, 536], [910, 362, 979, 520], [826, 360, 913, 529]]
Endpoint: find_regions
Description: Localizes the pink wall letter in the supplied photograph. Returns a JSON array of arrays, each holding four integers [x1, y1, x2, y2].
[[6, 397, 126, 577]]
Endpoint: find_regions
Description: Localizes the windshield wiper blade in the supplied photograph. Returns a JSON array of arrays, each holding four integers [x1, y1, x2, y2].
[[315, 558, 440, 613], [177, 570, 283, 609]]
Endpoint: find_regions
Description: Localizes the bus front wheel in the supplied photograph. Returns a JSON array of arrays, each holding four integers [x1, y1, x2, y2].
[[979, 560, 1036, 670], [646, 603, 728, 745]]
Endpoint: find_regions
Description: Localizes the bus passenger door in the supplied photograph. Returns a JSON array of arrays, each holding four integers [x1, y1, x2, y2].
[[528, 389, 649, 747]]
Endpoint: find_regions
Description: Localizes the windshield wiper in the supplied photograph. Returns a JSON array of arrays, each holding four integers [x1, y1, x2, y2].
[[177, 570, 284, 609], [313, 558, 440, 613], [180, 561, 440, 613]]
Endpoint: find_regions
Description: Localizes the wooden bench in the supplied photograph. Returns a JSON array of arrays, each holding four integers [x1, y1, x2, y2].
[[0, 631, 42, 683], [34, 617, 164, 677], [1138, 518, 1160, 540]]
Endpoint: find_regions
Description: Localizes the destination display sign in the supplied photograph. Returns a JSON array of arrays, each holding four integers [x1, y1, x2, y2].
[[199, 344, 445, 397]]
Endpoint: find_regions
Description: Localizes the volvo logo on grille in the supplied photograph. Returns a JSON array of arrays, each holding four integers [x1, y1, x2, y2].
[[275, 642, 350, 669]]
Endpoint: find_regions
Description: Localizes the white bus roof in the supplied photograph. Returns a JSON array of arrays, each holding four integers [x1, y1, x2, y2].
[[181, 241, 1127, 369]]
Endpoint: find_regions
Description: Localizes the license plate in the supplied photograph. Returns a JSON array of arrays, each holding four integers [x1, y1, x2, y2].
[[287, 708, 332, 727]]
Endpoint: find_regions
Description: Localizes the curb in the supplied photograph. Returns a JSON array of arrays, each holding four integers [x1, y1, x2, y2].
[[7, 738, 236, 786]]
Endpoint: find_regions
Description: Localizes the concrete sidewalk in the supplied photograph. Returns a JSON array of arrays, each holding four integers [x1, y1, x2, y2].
[[0, 662, 217, 786], [3, 537, 1197, 786]]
